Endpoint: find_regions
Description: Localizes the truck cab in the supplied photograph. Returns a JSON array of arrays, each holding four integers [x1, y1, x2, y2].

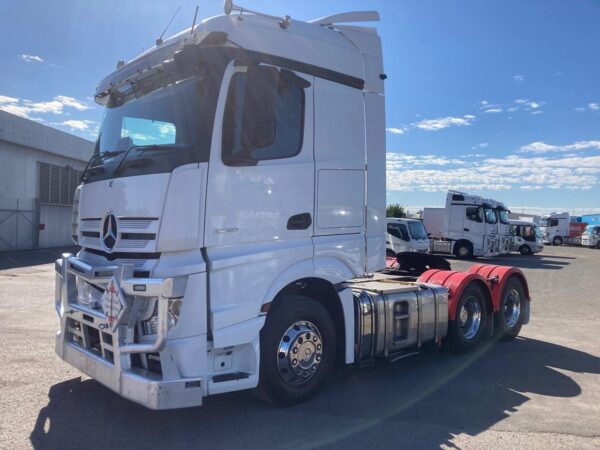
[[508, 220, 543, 255], [386, 218, 430, 254], [581, 224, 600, 248], [540, 213, 569, 245]]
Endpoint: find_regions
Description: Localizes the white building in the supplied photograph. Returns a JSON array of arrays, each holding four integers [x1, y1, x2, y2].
[[0, 110, 94, 251]]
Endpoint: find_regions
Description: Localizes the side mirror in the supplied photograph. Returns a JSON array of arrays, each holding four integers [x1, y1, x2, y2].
[[241, 65, 279, 150]]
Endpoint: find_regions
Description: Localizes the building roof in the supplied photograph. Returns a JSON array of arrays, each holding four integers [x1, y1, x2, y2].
[[0, 110, 94, 162]]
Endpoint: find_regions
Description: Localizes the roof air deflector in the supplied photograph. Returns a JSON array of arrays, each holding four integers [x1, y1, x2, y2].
[[309, 11, 380, 26]]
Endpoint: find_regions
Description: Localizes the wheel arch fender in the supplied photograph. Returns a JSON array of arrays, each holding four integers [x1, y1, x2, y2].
[[467, 264, 531, 313], [417, 269, 493, 321]]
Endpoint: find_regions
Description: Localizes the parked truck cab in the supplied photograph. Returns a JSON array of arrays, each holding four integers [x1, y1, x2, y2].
[[386, 218, 430, 254], [581, 224, 600, 248], [54, 4, 531, 410], [508, 220, 543, 255]]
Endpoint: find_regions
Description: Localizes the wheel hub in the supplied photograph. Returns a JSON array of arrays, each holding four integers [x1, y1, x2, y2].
[[504, 289, 521, 328], [459, 296, 482, 340], [277, 321, 322, 385]]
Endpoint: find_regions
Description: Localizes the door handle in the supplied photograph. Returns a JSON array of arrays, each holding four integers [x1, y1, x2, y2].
[[287, 213, 312, 230], [215, 228, 238, 234]]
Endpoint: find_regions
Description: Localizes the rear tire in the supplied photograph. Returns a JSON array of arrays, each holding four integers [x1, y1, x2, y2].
[[256, 295, 336, 406], [519, 245, 532, 255], [454, 241, 474, 259], [553, 236, 563, 246], [495, 276, 526, 341], [446, 283, 488, 353]]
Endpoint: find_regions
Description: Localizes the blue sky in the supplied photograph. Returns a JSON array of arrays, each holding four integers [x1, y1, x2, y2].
[[1, 0, 599, 214]]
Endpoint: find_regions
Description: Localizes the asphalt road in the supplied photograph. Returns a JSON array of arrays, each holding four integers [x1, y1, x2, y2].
[[1, 245, 599, 449]]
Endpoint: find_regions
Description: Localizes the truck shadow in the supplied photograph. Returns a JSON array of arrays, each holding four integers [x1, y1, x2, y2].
[[449, 254, 572, 270], [30, 337, 600, 449]]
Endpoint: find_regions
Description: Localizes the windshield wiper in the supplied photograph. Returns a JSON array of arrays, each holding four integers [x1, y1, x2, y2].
[[113, 144, 179, 175]]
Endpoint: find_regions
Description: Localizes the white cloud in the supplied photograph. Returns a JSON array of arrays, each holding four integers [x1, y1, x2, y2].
[[483, 108, 502, 113], [386, 127, 406, 135], [18, 54, 44, 63], [514, 75, 524, 82], [530, 110, 543, 115], [54, 96, 90, 111], [514, 98, 545, 111], [0, 93, 92, 119], [386, 151, 600, 193], [59, 119, 95, 131], [519, 140, 600, 154], [412, 115, 476, 131], [589, 103, 599, 111]]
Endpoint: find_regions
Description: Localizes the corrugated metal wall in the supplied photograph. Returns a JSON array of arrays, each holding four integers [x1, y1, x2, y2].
[[0, 139, 88, 250]]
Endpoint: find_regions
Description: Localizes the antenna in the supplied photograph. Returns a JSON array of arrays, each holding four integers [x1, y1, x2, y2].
[[223, 0, 291, 29], [156, 6, 182, 46], [190, 5, 199, 35]]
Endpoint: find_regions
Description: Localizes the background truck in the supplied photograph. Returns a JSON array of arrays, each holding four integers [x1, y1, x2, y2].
[[581, 224, 600, 248], [539, 212, 587, 246], [423, 191, 511, 259], [54, 3, 531, 410], [508, 220, 544, 255]]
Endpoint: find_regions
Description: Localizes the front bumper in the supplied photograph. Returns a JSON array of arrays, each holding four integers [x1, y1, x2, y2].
[[54, 253, 204, 409]]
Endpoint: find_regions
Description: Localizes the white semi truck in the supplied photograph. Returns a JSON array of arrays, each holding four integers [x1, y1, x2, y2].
[[581, 224, 600, 248], [386, 218, 430, 254], [54, 3, 531, 410], [539, 212, 586, 246], [423, 191, 511, 259]]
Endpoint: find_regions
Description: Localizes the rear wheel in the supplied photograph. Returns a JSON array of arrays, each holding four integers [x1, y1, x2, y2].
[[447, 283, 488, 352], [256, 295, 336, 405], [553, 236, 563, 246], [495, 276, 526, 340], [519, 245, 532, 255], [454, 241, 474, 259]]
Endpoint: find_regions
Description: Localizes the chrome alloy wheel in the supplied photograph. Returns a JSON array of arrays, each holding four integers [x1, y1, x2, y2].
[[277, 321, 323, 385], [457, 246, 470, 257], [459, 296, 482, 340], [503, 288, 522, 328]]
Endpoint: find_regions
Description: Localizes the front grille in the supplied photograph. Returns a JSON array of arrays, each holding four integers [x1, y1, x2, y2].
[[79, 217, 159, 252]]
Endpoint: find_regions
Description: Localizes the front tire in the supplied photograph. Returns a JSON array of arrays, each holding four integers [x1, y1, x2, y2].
[[256, 295, 336, 406], [495, 276, 526, 340], [553, 236, 563, 246], [447, 283, 488, 353]]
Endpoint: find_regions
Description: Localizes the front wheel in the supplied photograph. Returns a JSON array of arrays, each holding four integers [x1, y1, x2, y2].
[[495, 276, 526, 340], [256, 295, 336, 405], [553, 236, 563, 246], [446, 283, 488, 353]]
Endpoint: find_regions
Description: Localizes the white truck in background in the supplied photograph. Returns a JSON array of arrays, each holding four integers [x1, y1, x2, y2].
[[386, 218, 430, 254], [53, 3, 531, 410], [539, 213, 586, 246], [508, 220, 543, 255], [581, 224, 600, 248], [423, 191, 511, 259]]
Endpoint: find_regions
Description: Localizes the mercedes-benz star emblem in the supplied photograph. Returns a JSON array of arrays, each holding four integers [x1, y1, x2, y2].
[[102, 213, 117, 250]]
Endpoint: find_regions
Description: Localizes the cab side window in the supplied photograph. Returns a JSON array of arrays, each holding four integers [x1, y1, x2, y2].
[[466, 206, 483, 223], [387, 223, 410, 241], [222, 67, 306, 166], [548, 219, 559, 227]]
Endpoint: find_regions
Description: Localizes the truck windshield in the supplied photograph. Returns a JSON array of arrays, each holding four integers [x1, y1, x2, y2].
[[407, 221, 428, 240], [484, 208, 497, 224], [535, 226, 543, 238], [540, 219, 549, 227], [498, 209, 510, 224], [83, 74, 220, 183]]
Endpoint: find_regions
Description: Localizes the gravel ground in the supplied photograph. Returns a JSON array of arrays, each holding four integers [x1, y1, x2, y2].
[[1, 245, 599, 449]]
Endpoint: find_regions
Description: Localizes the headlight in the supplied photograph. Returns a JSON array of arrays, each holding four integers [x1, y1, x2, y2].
[[142, 299, 182, 335]]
